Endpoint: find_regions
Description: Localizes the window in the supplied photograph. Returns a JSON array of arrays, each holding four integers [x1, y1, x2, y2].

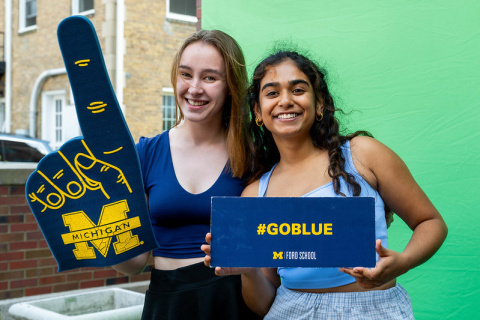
[[55, 99, 63, 145], [19, 0, 37, 33], [162, 90, 176, 131], [0, 100, 5, 132], [72, 0, 95, 16], [166, 0, 197, 23], [41, 91, 81, 150]]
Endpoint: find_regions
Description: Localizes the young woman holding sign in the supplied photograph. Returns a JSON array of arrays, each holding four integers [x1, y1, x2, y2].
[[203, 50, 447, 319], [113, 30, 260, 320]]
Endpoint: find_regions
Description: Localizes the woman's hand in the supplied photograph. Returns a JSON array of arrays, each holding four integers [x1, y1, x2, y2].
[[339, 239, 407, 289], [201, 233, 255, 276]]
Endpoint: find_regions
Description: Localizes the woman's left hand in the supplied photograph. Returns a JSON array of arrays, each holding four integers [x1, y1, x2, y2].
[[339, 239, 406, 289]]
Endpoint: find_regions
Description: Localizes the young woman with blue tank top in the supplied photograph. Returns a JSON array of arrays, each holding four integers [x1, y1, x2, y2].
[[113, 30, 261, 320], [202, 50, 448, 319]]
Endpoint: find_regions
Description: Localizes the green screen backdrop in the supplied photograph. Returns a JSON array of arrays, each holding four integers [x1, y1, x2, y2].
[[203, 1, 479, 319]]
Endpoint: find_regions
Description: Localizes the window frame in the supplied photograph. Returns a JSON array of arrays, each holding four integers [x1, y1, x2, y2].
[[166, 0, 198, 23], [18, 0, 37, 34], [72, 0, 95, 16], [0, 99, 5, 132], [162, 88, 177, 132]]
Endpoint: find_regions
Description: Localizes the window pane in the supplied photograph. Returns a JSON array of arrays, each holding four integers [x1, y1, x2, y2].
[[25, 0, 37, 27], [169, 0, 196, 17], [79, 0, 94, 12], [162, 94, 176, 131], [26, 0, 36, 16]]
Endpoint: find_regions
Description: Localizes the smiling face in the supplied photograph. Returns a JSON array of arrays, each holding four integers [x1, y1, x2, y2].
[[176, 42, 228, 125], [256, 59, 320, 139]]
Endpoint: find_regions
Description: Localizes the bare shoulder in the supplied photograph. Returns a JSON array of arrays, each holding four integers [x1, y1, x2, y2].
[[350, 135, 390, 155], [241, 179, 260, 197], [349, 135, 401, 169]]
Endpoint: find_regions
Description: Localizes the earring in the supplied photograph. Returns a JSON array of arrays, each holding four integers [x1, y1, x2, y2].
[[316, 113, 323, 122], [255, 118, 263, 127]]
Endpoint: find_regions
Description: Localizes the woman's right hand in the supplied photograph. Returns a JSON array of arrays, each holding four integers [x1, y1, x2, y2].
[[201, 233, 255, 276]]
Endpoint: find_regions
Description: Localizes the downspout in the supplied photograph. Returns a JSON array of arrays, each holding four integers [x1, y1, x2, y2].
[[116, 0, 125, 113], [4, 0, 12, 133], [29, 68, 66, 137]]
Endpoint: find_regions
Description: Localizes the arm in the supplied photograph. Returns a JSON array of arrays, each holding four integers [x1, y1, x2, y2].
[[112, 251, 151, 276], [113, 192, 152, 276], [340, 136, 448, 287], [201, 180, 280, 316]]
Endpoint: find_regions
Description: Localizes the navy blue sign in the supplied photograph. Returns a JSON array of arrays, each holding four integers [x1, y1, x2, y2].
[[210, 197, 376, 268], [25, 16, 158, 271]]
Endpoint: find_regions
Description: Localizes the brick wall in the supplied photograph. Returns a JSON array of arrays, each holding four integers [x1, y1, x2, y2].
[[0, 179, 153, 300]]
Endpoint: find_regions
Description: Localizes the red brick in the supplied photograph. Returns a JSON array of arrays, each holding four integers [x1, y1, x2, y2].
[[78, 267, 97, 271], [0, 262, 8, 270], [26, 266, 54, 278], [0, 281, 8, 290], [26, 249, 52, 259], [11, 205, 32, 214], [80, 279, 104, 289], [0, 197, 26, 205], [38, 257, 57, 267], [94, 269, 118, 279], [53, 282, 79, 293], [25, 286, 52, 296], [27, 231, 45, 241], [39, 274, 66, 285], [10, 186, 26, 195], [66, 271, 92, 282], [10, 259, 38, 270], [25, 214, 38, 222], [38, 239, 48, 248], [0, 206, 8, 214], [11, 278, 37, 289], [0, 251, 24, 261], [11, 223, 39, 232], [0, 233, 24, 242], [0, 270, 24, 281], [0, 215, 24, 223], [0, 225, 8, 233], [10, 241, 38, 251], [0, 186, 8, 195], [0, 289, 24, 300]]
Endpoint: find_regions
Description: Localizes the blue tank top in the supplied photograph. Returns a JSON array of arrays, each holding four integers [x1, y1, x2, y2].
[[258, 140, 388, 289], [137, 131, 245, 258]]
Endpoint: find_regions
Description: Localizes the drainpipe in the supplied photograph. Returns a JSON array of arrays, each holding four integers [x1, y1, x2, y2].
[[4, 0, 12, 133], [116, 0, 125, 113], [29, 68, 66, 138]]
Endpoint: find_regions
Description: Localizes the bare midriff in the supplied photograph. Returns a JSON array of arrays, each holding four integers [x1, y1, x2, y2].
[[154, 256, 204, 270]]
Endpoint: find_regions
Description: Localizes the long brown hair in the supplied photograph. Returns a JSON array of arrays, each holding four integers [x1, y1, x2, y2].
[[170, 30, 253, 179]]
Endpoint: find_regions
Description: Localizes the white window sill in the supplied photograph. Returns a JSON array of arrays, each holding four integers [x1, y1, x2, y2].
[[18, 25, 37, 34]]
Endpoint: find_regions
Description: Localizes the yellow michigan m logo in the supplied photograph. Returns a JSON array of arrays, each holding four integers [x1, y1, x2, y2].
[[61, 199, 142, 260], [273, 251, 283, 259]]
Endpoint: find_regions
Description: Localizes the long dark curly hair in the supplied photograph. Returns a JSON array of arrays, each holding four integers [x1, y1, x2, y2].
[[247, 51, 371, 196]]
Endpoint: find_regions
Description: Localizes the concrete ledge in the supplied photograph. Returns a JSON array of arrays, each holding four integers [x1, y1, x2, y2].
[[0, 163, 37, 185], [8, 288, 144, 320], [0, 282, 149, 320]]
